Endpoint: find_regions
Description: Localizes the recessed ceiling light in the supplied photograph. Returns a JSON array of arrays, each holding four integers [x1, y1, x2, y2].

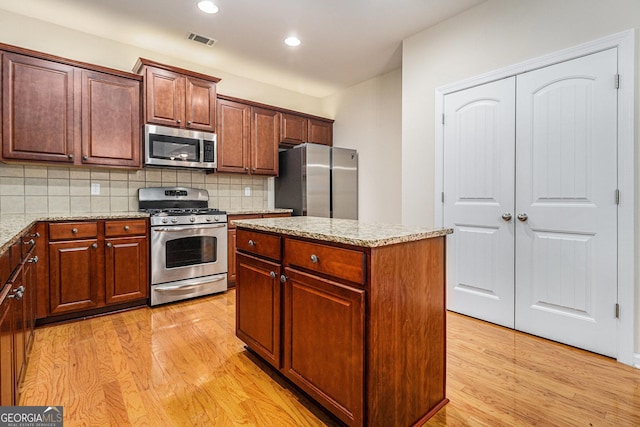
[[284, 36, 301, 47], [197, 1, 219, 14]]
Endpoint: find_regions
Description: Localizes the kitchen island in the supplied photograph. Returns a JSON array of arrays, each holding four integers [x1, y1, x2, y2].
[[232, 216, 452, 427]]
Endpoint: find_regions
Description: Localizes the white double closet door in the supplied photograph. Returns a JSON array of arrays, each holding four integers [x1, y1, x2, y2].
[[443, 49, 618, 357]]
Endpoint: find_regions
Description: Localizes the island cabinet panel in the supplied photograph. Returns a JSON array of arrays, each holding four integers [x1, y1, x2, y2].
[[235, 223, 448, 427], [282, 267, 365, 426], [236, 253, 281, 368], [236, 229, 281, 261], [2, 52, 76, 163], [367, 237, 448, 426]]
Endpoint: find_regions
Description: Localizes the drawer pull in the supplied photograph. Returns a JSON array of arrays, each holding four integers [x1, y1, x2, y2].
[[27, 256, 38, 264], [270, 271, 276, 279], [310, 254, 319, 263], [248, 240, 255, 247], [23, 239, 35, 246], [124, 225, 130, 231], [72, 228, 78, 234]]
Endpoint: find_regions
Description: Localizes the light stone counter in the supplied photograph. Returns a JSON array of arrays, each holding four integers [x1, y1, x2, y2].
[[226, 208, 293, 215], [0, 212, 148, 255], [232, 216, 452, 248]]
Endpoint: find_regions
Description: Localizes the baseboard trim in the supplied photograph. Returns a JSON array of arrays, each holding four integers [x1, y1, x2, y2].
[[633, 353, 640, 369]]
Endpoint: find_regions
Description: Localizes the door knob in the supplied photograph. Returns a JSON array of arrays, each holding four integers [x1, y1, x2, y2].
[[501, 213, 512, 221], [517, 213, 529, 222]]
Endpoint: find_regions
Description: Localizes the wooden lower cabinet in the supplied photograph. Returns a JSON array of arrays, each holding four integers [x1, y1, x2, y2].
[[48, 239, 103, 315], [45, 219, 149, 319], [283, 267, 365, 426], [236, 228, 448, 427], [235, 253, 281, 367], [0, 285, 14, 406], [105, 236, 148, 304]]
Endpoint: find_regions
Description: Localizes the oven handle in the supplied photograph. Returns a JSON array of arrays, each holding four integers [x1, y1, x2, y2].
[[154, 276, 225, 291], [153, 224, 226, 232]]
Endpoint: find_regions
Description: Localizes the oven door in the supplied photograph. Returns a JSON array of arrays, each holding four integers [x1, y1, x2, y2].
[[151, 223, 227, 285]]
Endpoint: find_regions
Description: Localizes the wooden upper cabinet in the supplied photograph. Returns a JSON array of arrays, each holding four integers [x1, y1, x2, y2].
[[280, 113, 333, 147], [185, 76, 217, 131], [217, 98, 251, 174], [280, 113, 308, 146], [251, 107, 280, 176], [2, 52, 76, 163], [144, 66, 185, 127], [81, 70, 141, 168], [308, 118, 333, 146], [1, 44, 143, 169], [137, 59, 219, 132]]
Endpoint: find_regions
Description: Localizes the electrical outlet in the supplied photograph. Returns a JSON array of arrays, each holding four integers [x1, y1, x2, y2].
[[244, 186, 251, 197], [91, 183, 100, 195]]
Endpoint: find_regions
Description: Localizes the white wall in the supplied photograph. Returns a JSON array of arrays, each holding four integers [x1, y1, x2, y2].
[[324, 69, 402, 223], [401, 0, 640, 355], [0, 9, 328, 117]]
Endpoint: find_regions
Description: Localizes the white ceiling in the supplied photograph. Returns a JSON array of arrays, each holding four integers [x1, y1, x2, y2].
[[1, 0, 485, 97]]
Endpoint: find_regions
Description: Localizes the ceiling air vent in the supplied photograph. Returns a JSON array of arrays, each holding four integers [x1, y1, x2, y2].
[[187, 32, 217, 47]]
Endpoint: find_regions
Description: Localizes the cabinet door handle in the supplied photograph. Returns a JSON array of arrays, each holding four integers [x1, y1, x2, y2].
[[31, 232, 40, 238], [8, 290, 23, 301], [67, 154, 74, 160], [91, 243, 98, 249], [23, 239, 35, 246], [106, 242, 112, 248], [187, 121, 192, 125], [124, 225, 130, 231], [13, 285, 25, 293], [177, 119, 182, 124], [517, 213, 529, 222], [252, 168, 256, 172], [244, 167, 249, 171], [248, 240, 255, 247], [280, 274, 287, 283], [270, 271, 276, 279], [310, 254, 319, 263], [27, 256, 38, 264]]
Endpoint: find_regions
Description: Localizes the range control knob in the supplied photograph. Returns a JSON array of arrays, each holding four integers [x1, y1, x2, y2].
[[205, 217, 213, 222], [214, 216, 219, 222], [190, 216, 196, 223], [162, 218, 169, 223], [171, 218, 178, 224]]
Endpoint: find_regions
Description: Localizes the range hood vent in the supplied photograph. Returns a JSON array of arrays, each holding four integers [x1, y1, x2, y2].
[[187, 32, 217, 47]]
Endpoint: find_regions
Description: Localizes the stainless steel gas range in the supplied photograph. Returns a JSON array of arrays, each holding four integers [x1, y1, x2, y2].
[[139, 187, 227, 306]]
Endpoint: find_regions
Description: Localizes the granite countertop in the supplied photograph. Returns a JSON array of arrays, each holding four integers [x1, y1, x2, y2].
[[0, 212, 149, 256], [226, 208, 293, 215], [232, 216, 453, 248]]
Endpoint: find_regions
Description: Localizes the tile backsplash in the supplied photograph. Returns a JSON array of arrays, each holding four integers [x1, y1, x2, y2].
[[0, 164, 271, 214]]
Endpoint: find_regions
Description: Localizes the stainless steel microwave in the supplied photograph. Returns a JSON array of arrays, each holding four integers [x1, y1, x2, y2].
[[144, 124, 217, 170]]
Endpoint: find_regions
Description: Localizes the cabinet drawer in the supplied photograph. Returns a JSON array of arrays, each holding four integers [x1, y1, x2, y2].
[[284, 239, 365, 285], [236, 229, 281, 261], [105, 219, 147, 237], [48, 222, 98, 240]]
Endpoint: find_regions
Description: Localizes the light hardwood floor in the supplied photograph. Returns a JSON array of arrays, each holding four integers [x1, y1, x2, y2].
[[21, 290, 640, 426]]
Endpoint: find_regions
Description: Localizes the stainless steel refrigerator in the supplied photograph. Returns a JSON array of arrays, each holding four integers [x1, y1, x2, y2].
[[275, 143, 358, 219]]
